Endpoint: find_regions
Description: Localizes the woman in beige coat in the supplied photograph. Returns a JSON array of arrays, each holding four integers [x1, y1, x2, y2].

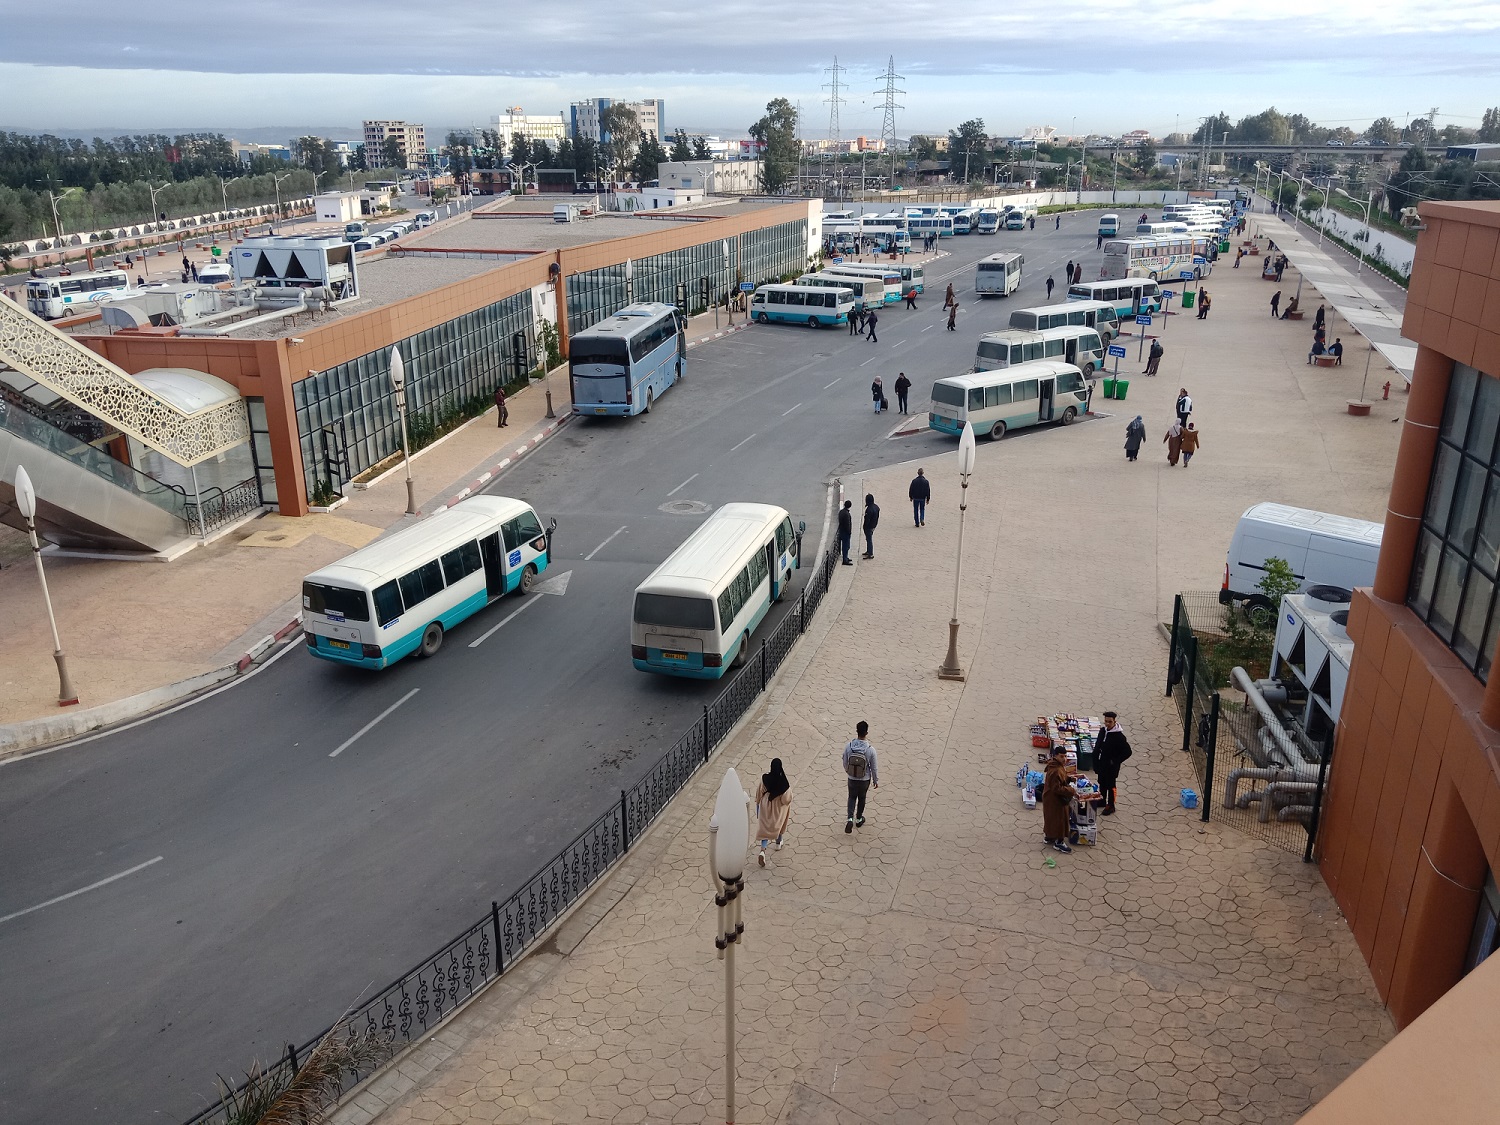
[[754, 758, 793, 867]]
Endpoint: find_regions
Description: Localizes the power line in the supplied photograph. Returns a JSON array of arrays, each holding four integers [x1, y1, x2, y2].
[[823, 57, 847, 147], [875, 56, 905, 185]]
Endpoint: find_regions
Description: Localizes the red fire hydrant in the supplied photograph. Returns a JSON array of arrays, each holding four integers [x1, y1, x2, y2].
[[1383, 381, 1391, 400]]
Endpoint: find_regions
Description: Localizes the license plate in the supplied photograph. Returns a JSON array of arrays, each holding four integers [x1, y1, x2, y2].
[[328, 639, 351, 650], [594, 407, 607, 415], [661, 651, 688, 661]]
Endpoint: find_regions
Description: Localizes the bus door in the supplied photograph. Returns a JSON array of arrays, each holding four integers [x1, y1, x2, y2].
[[1038, 378, 1055, 422], [1064, 338, 1078, 367], [480, 533, 507, 598], [500, 511, 550, 591]]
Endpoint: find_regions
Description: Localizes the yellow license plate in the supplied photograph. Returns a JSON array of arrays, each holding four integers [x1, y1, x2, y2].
[[594, 407, 607, 415], [328, 639, 351, 650], [661, 651, 688, 661]]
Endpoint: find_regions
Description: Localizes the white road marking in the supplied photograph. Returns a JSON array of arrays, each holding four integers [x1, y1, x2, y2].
[[782, 403, 803, 416], [921, 324, 935, 332], [859, 357, 878, 367], [823, 378, 841, 389], [468, 595, 544, 648], [891, 339, 906, 347], [532, 570, 572, 596], [0, 856, 164, 925], [330, 688, 420, 757], [584, 525, 629, 559], [730, 433, 757, 452], [666, 474, 698, 497]]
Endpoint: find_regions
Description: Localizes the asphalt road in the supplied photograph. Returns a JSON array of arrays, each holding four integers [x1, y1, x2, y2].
[[0, 214, 1109, 1124]]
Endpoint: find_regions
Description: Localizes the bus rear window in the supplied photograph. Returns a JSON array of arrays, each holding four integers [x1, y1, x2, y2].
[[570, 338, 629, 367], [635, 593, 716, 631], [931, 382, 966, 407], [976, 341, 1008, 362], [303, 581, 371, 621], [1068, 286, 1091, 299]]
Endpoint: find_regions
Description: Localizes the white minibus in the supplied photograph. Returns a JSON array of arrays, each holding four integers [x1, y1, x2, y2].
[[632, 503, 802, 679], [798, 272, 880, 310], [750, 283, 856, 327], [975, 252, 1025, 297], [974, 325, 1106, 376], [1067, 278, 1162, 317], [303, 496, 554, 668], [1008, 300, 1122, 343], [1098, 214, 1120, 238], [928, 360, 1089, 441], [823, 263, 904, 303]]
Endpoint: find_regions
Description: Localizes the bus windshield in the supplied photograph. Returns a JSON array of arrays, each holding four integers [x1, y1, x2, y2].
[[931, 383, 966, 407], [634, 592, 716, 630]]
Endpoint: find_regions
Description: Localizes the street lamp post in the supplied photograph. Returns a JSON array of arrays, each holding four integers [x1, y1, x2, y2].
[[271, 172, 293, 230], [1336, 187, 1375, 273], [389, 347, 418, 516], [145, 180, 170, 227], [12, 466, 79, 707], [938, 422, 977, 681], [708, 769, 749, 1125]]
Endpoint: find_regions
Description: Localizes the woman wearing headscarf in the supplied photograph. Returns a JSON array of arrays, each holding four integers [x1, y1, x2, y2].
[[754, 758, 793, 866], [1124, 416, 1146, 462], [1041, 746, 1077, 854], [1163, 420, 1183, 466]]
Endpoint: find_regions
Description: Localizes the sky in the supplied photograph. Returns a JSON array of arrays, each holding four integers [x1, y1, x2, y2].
[[2, 0, 1498, 140]]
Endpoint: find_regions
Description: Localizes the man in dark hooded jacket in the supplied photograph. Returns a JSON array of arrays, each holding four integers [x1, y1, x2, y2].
[[861, 494, 880, 559], [1094, 711, 1132, 815]]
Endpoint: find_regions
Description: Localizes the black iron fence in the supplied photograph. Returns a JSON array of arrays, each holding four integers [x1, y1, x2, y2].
[[1165, 592, 1335, 860], [184, 548, 840, 1125], [185, 477, 265, 537]]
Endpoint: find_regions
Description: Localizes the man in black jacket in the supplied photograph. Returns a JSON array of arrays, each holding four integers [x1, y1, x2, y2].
[[861, 493, 880, 559], [909, 468, 930, 526], [838, 500, 854, 565], [1094, 711, 1132, 816]]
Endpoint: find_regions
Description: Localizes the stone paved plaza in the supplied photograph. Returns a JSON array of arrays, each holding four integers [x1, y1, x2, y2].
[[333, 224, 1404, 1125]]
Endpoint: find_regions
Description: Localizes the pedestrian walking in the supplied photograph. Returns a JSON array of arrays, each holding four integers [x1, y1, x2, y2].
[[1175, 388, 1192, 426], [865, 308, 879, 343], [753, 758, 793, 866], [849, 306, 863, 336], [946, 302, 958, 331], [861, 493, 880, 559], [1094, 711, 1132, 815], [943, 283, 956, 310], [1198, 292, 1212, 319], [182, 255, 191, 274], [1313, 304, 1326, 332], [1028, 215, 1035, 230], [1041, 746, 1076, 853], [909, 467, 930, 525], [1046, 275, 1055, 299], [1329, 337, 1344, 365], [1195, 286, 1206, 316], [842, 721, 879, 832], [1124, 415, 1146, 461], [1234, 248, 1244, 268], [894, 371, 911, 415], [903, 288, 917, 310], [1274, 259, 1285, 283], [1072, 263, 1082, 285], [1055, 214, 1061, 229], [190, 262, 199, 281], [871, 376, 884, 414], [1180, 422, 1200, 465], [495, 385, 509, 427], [1143, 339, 1163, 376], [838, 499, 853, 565], [1270, 290, 1281, 318], [1098, 232, 1105, 249], [1164, 420, 1183, 466], [1065, 260, 1073, 282]]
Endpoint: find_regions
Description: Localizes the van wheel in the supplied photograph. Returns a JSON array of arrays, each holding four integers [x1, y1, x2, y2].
[[731, 631, 751, 668], [756, 311, 769, 324], [1244, 596, 1276, 628], [1061, 406, 1078, 425], [808, 316, 820, 328], [988, 420, 1007, 441], [518, 563, 537, 594], [418, 622, 444, 658], [1082, 362, 1095, 377], [644, 389, 654, 414]]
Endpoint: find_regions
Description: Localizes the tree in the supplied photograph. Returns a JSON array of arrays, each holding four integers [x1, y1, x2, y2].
[[381, 136, 404, 169], [1480, 108, 1500, 144], [509, 132, 531, 169], [529, 139, 552, 167], [908, 135, 939, 162], [599, 104, 642, 178], [1385, 144, 1431, 218], [633, 133, 667, 182], [1135, 139, 1158, 173], [1233, 108, 1292, 146], [947, 119, 988, 181], [554, 137, 575, 171], [573, 136, 598, 180], [1193, 114, 1232, 144], [1365, 117, 1399, 144], [347, 144, 367, 173], [748, 98, 798, 193], [691, 136, 712, 161], [444, 132, 475, 179], [670, 129, 693, 162]]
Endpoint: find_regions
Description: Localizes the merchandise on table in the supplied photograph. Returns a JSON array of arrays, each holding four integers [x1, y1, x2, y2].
[[1023, 715, 1107, 840]]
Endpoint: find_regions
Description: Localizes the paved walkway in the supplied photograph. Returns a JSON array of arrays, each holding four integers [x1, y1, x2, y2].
[[328, 234, 1400, 1125]]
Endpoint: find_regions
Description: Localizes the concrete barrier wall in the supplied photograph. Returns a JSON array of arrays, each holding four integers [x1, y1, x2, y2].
[[1299, 207, 1416, 280]]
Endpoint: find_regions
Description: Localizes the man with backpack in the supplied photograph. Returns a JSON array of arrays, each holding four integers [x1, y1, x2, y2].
[[842, 720, 880, 833], [1094, 711, 1132, 816]]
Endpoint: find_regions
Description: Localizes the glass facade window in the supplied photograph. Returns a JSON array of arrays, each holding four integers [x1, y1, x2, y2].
[[1409, 363, 1500, 681]]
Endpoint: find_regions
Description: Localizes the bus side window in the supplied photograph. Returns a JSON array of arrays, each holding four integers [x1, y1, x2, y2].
[[769, 291, 785, 305], [1015, 379, 1039, 402], [1024, 342, 1044, 361], [1009, 345, 1022, 364], [786, 291, 805, 305], [373, 581, 404, 626], [398, 560, 445, 608], [1045, 339, 1065, 358], [984, 385, 1002, 407], [441, 541, 482, 585], [992, 383, 1013, 405], [501, 517, 524, 551], [1068, 311, 1085, 325], [968, 388, 984, 410]]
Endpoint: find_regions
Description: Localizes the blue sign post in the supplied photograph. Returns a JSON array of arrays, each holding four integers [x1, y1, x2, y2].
[[1135, 314, 1153, 363], [830, 256, 844, 265], [739, 281, 754, 293], [1160, 290, 1176, 329], [1179, 269, 1195, 281], [1107, 342, 1127, 378]]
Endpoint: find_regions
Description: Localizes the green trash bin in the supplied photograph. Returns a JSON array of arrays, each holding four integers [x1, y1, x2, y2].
[[1115, 378, 1130, 401], [1102, 377, 1117, 399], [1219, 239, 1230, 253], [1180, 289, 1195, 310]]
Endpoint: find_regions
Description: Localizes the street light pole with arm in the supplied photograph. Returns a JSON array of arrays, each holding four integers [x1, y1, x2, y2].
[[1336, 186, 1375, 272], [389, 347, 419, 516], [12, 466, 79, 707], [271, 172, 293, 229], [938, 422, 977, 681]]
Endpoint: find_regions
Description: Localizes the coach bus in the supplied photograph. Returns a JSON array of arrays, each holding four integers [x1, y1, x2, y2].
[[1102, 235, 1212, 282], [1008, 300, 1122, 344], [303, 496, 554, 668], [570, 303, 685, 417], [632, 502, 802, 679], [823, 263, 904, 303], [797, 272, 881, 310], [974, 252, 1025, 297], [24, 268, 132, 319]]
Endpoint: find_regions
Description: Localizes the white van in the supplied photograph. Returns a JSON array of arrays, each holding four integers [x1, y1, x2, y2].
[[1098, 214, 1119, 238], [554, 203, 581, 223], [1220, 503, 1383, 625]]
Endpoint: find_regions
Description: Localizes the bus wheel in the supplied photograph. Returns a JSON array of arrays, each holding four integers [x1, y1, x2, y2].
[[644, 389, 654, 414], [1061, 405, 1078, 425], [988, 421, 1007, 441], [756, 311, 769, 324], [808, 316, 821, 328], [518, 563, 537, 594], [732, 631, 751, 668], [418, 622, 444, 658], [1082, 362, 1095, 377]]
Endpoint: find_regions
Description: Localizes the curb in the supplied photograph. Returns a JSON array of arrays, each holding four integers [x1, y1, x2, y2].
[[686, 322, 749, 349], [443, 414, 573, 509], [0, 619, 303, 761]]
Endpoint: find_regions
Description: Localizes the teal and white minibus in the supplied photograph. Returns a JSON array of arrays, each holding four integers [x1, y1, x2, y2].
[[975, 252, 1025, 297], [973, 325, 1106, 376], [749, 283, 855, 327], [1067, 278, 1162, 317], [570, 303, 685, 418], [1008, 300, 1122, 343], [906, 213, 954, 239], [632, 502, 801, 679], [928, 360, 1090, 441], [977, 208, 1003, 234], [823, 263, 903, 303], [1098, 213, 1120, 238], [303, 496, 554, 668], [797, 272, 879, 310], [840, 260, 924, 294]]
